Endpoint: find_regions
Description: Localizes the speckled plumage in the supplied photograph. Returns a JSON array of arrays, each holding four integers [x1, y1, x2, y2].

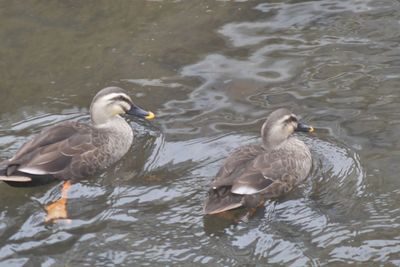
[[0, 87, 153, 187], [204, 108, 313, 215]]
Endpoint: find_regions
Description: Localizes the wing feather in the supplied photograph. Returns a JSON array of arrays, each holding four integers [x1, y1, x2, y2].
[[231, 172, 274, 195], [12, 123, 79, 160], [7, 122, 98, 177]]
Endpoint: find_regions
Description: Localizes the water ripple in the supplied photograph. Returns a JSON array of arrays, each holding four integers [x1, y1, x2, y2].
[[2, 0, 400, 265]]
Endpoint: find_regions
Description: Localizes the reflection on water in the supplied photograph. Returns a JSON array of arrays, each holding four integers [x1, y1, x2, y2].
[[1, 0, 400, 265]]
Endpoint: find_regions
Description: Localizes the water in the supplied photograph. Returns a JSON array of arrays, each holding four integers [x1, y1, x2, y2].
[[0, 0, 400, 265]]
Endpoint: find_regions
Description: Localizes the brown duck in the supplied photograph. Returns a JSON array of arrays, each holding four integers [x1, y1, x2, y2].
[[204, 108, 314, 215], [0, 87, 155, 221]]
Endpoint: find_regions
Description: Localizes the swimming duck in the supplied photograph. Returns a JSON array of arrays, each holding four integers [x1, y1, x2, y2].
[[0, 86, 155, 221], [203, 108, 314, 215]]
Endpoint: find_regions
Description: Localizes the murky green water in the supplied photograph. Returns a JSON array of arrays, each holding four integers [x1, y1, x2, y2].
[[1, 0, 400, 265]]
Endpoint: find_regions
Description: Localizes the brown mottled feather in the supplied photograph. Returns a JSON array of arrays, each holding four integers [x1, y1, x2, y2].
[[204, 108, 314, 215], [2, 121, 111, 185], [204, 138, 311, 214], [0, 87, 150, 187]]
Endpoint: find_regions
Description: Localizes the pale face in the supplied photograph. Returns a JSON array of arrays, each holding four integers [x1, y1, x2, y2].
[[261, 112, 299, 148], [103, 93, 133, 116], [278, 114, 299, 136], [90, 87, 155, 125], [91, 92, 133, 125]]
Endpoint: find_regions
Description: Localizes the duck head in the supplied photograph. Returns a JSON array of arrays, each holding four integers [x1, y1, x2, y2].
[[261, 108, 313, 149], [90, 87, 155, 125]]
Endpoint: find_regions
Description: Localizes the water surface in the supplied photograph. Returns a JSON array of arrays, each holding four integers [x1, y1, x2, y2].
[[1, 0, 400, 265]]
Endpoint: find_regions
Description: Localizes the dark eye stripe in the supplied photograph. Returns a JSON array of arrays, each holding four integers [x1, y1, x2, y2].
[[111, 95, 132, 104], [285, 116, 298, 123]]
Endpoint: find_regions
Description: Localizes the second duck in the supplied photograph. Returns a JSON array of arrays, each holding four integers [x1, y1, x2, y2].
[[204, 108, 314, 215]]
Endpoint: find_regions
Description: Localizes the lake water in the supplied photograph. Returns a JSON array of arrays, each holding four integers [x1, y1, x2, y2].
[[1, 0, 400, 266]]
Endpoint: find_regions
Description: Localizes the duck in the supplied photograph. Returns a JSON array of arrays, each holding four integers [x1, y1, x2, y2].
[[203, 108, 314, 215], [0, 86, 155, 221]]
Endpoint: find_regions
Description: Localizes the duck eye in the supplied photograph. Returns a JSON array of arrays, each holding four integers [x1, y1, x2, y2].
[[285, 116, 298, 124], [110, 95, 132, 105], [114, 95, 129, 102]]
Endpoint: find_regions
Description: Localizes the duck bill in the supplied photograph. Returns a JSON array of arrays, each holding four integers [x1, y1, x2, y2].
[[126, 104, 155, 120], [296, 122, 314, 133]]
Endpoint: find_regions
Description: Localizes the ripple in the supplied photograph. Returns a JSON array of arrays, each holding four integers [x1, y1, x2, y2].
[[330, 239, 400, 263], [121, 78, 182, 88], [2, 0, 400, 265]]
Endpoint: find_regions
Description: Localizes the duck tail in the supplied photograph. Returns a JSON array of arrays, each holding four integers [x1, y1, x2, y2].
[[0, 175, 32, 182], [203, 187, 243, 215], [0, 160, 33, 185]]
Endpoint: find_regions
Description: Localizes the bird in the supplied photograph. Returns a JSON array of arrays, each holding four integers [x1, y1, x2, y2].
[[0, 86, 155, 221], [203, 108, 314, 215]]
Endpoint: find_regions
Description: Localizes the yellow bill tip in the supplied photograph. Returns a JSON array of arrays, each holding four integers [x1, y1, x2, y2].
[[309, 126, 314, 133], [145, 111, 155, 120]]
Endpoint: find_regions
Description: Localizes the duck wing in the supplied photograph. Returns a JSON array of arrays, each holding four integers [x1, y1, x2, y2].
[[211, 144, 262, 188], [1, 122, 99, 185], [204, 145, 298, 214], [11, 122, 81, 161], [230, 172, 274, 195], [204, 145, 262, 214], [230, 152, 297, 197]]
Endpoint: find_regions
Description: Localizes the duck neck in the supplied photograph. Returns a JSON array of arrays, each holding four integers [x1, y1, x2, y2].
[[92, 115, 130, 132], [92, 115, 134, 159], [262, 134, 290, 151], [261, 122, 292, 150], [90, 105, 111, 125]]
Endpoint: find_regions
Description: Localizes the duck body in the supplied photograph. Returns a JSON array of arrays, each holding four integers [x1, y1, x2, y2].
[[0, 87, 154, 187], [1, 119, 132, 187], [204, 108, 313, 215]]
